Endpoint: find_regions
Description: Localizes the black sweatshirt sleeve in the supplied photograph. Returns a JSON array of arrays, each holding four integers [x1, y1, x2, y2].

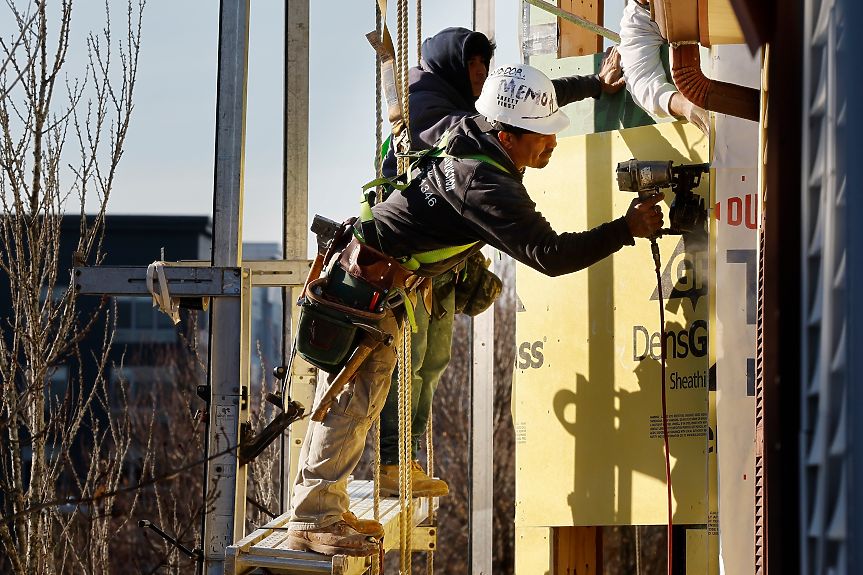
[[552, 74, 603, 105], [459, 163, 635, 277]]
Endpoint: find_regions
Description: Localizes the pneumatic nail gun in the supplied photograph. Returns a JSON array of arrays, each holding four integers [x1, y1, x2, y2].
[[615, 159, 710, 237], [616, 159, 709, 270]]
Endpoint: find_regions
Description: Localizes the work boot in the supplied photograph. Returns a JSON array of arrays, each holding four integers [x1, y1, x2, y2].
[[379, 461, 450, 498], [285, 520, 379, 557], [342, 511, 384, 539]]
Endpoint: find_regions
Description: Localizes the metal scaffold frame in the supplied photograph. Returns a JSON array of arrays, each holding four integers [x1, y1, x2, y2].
[[73, 1, 498, 573]]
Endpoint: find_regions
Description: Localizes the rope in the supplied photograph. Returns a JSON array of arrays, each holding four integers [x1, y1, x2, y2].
[[397, 319, 413, 574], [375, 0, 384, 202], [372, 10, 384, 575], [426, 410, 434, 573], [403, 323, 413, 572], [373, 416, 382, 574], [396, 0, 410, 176], [416, 0, 422, 66]]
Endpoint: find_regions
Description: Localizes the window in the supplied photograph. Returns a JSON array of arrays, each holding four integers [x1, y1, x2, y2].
[[113, 297, 177, 343]]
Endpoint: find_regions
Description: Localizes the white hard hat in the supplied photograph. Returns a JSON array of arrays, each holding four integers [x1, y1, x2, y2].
[[475, 64, 570, 135]]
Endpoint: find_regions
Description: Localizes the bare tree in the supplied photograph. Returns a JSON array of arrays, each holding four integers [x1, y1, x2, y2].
[[0, 1, 146, 573]]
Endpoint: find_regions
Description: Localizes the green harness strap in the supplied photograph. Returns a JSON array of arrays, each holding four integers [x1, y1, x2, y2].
[[359, 129, 516, 267], [356, 130, 513, 330]]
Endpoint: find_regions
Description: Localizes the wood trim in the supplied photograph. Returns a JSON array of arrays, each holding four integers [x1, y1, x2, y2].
[[698, 0, 711, 46]]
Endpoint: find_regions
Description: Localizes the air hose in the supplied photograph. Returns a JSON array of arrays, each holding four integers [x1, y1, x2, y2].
[[649, 237, 673, 575]]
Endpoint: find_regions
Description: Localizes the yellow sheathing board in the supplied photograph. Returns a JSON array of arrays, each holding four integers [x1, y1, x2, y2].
[[515, 527, 552, 574], [687, 528, 709, 574], [514, 121, 709, 527]]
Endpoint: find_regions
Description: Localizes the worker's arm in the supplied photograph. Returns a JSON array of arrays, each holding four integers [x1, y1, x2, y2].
[[552, 47, 625, 105], [459, 164, 636, 277], [618, 0, 678, 117]]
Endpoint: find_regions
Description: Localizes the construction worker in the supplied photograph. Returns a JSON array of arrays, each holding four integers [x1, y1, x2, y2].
[[377, 27, 627, 499], [286, 64, 663, 557], [618, 0, 710, 135]]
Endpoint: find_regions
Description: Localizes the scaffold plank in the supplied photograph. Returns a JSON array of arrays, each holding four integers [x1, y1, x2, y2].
[[226, 480, 438, 575]]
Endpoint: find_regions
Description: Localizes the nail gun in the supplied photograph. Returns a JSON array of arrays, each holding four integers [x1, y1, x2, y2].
[[615, 159, 710, 237]]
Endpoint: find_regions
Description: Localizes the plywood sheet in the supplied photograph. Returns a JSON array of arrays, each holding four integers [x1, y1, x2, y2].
[[514, 121, 710, 527]]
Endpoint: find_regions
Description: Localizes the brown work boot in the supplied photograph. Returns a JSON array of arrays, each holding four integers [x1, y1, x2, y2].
[[285, 520, 379, 556], [342, 511, 384, 539], [379, 461, 449, 498]]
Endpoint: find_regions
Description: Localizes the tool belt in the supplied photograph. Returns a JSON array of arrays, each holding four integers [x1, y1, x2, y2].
[[296, 222, 417, 374]]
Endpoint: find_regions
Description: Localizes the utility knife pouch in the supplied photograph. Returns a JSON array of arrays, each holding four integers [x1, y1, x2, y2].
[[337, 236, 415, 293]]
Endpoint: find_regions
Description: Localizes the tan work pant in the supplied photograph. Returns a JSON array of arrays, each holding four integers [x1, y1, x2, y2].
[[289, 310, 399, 529]]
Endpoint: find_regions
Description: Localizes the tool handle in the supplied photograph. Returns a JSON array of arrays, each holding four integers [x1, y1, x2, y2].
[[310, 333, 381, 422], [300, 254, 325, 300]]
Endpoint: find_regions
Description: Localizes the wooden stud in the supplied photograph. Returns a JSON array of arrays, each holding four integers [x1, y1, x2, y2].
[[553, 526, 602, 575], [557, 0, 604, 58]]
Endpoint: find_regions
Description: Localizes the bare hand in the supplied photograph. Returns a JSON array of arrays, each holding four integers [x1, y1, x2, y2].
[[625, 193, 665, 238], [669, 93, 709, 136], [599, 46, 625, 94]]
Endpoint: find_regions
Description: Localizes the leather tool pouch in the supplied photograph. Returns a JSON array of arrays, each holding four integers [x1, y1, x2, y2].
[[454, 251, 503, 317], [337, 236, 415, 293]]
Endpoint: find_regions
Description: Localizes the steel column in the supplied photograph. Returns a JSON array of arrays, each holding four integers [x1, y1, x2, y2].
[[470, 5, 495, 573], [203, 1, 250, 573], [281, 0, 310, 513], [470, 246, 495, 575]]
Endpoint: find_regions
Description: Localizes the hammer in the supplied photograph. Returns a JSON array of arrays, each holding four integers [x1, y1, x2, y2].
[[310, 322, 395, 422]]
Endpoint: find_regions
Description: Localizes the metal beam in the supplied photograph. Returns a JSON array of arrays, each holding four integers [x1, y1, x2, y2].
[[281, 0, 310, 513], [204, 1, 251, 573], [470, 246, 495, 575], [471, 7, 495, 575], [233, 268, 253, 542], [73, 266, 241, 297]]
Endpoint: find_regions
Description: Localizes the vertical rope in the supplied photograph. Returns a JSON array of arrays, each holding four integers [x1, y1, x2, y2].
[[375, 0, 384, 203], [403, 324, 413, 571], [372, 9, 384, 575], [373, 417, 382, 575], [397, 320, 413, 574], [396, 0, 410, 176], [416, 0, 422, 66], [426, 410, 434, 574]]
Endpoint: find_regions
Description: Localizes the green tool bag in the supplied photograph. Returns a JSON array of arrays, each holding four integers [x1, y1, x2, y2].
[[296, 277, 386, 374], [454, 251, 503, 317]]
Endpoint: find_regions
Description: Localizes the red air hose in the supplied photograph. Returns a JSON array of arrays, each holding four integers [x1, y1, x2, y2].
[[650, 239, 674, 575]]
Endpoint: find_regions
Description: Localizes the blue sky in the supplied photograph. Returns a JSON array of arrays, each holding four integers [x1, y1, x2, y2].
[[4, 1, 624, 247]]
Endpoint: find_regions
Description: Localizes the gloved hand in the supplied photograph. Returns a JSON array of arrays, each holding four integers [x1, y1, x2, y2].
[[669, 93, 710, 136], [598, 46, 626, 93], [625, 192, 665, 238]]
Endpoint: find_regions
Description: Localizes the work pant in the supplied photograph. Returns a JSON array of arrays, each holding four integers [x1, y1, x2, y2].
[[380, 271, 455, 465], [289, 310, 399, 529]]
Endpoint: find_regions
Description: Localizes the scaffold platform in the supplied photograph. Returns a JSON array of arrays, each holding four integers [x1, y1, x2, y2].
[[226, 480, 438, 575]]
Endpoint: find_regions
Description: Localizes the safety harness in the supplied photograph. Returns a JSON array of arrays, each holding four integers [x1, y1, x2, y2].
[[356, 129, 515, 272]]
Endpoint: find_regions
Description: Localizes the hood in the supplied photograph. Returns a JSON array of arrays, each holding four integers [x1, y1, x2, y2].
[[420, 27, 492, 109]]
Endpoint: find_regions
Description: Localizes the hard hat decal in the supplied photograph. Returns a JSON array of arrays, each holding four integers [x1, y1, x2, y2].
[[497, 79, 553, 111], [477, 64, 570, 135], [490, 66, 527, 80]]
